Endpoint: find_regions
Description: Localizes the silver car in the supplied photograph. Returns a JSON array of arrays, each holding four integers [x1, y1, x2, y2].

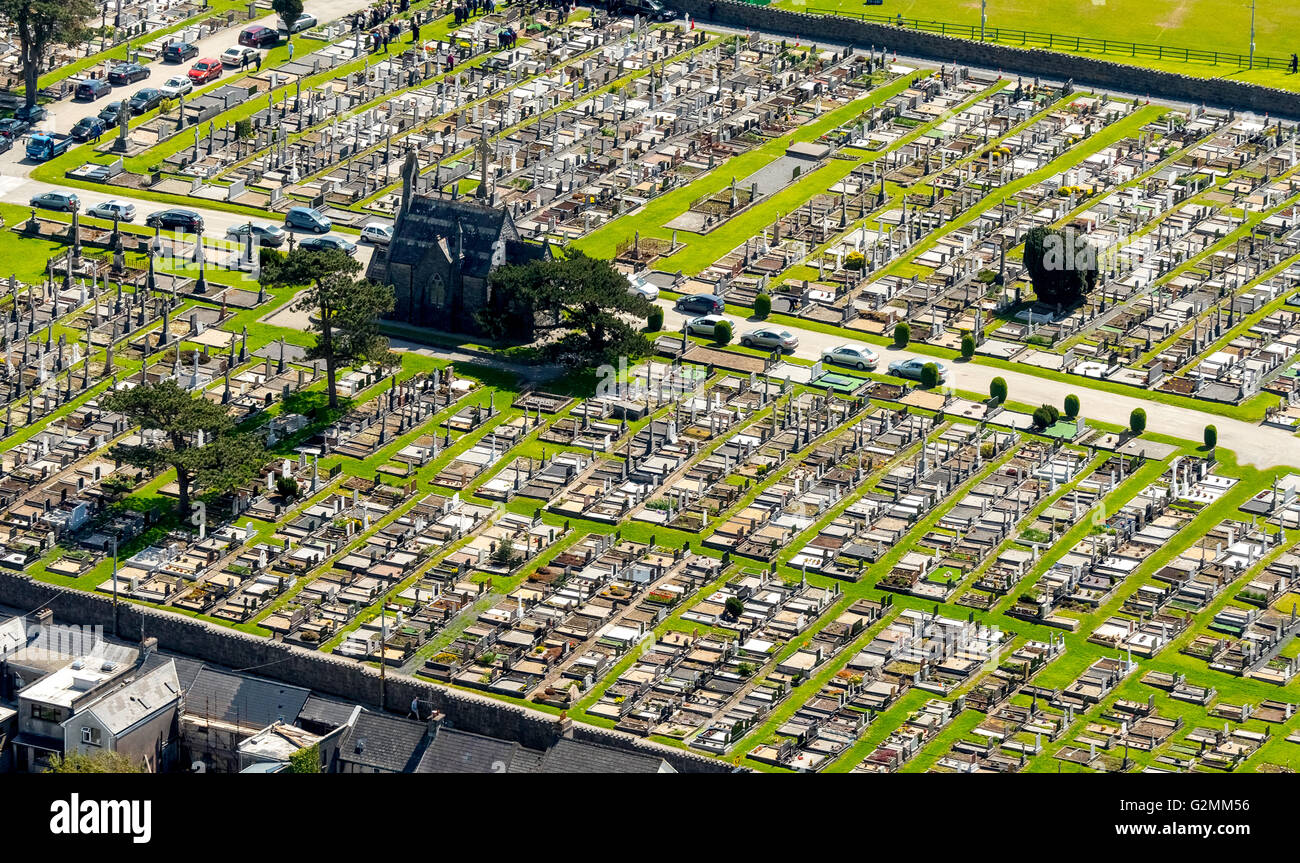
[[821, 344, 878, 371], [86, 200, 136, 221], [740, 327, 799, 352], [686, 315, 728, 337]]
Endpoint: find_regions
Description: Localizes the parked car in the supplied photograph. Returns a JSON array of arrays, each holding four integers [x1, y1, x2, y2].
[[299, 236, 357, 255], [685, 315, 729, 337], [69, 116, 106, 141], [221, 46, 258, 67], [284, 206, 331, 233], [87, 200, 136, 221], [239, 24, 279, 48], [162, 41, 199, 63], [821, 344, 879, 371], [887, 357, 948, 384], [359, 222, 393, 245], [226, 222, 286, 247], [14, 104, 47, 124], [739, 327, 799, 352], [626, 274, 658, 300], [98, 101, 125, 125], [674, 293, 725, 315], [611, 0, 675, 21], [276, 12, 317, 36], [146, 208, 204, 232], [74, 78, 112, 101], [128, 88, 164, 115], [0, 117, 29, 139], [158, 76, 193, 98], [188, 58, 223, 84], [107, 62, 150, 85], [30, 191, 79, 212]]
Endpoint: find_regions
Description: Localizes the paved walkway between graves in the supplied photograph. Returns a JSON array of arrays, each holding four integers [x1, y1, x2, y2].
[[655, 299, 1300, 471]]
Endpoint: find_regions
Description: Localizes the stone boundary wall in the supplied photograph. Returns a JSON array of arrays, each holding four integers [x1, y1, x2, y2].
[[0, 573, 733, 773], [677, 0, 1300, 118]]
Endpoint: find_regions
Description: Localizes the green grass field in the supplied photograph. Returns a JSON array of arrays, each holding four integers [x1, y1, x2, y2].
[[775, 0, 1300, 91]]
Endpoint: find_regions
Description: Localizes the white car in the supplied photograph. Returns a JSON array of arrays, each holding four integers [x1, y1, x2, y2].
[[86, 200, 136, 221], [686, 315, 728, 337], [158, 75, 193, 98], [360, 222, 394, 245], [627, 274, 659, 300], [821, 344, 878, 371]]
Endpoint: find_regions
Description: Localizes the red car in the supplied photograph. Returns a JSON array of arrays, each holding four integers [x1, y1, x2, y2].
[[188, 58, 223, 84]]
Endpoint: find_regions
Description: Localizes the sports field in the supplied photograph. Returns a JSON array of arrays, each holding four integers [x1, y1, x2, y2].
[[774, 0, 1300, 91]]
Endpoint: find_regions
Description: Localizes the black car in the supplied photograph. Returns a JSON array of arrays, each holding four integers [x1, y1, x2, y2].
[[70, 116, 106, 141], [14, 104, 47, 124], [674, 294, 725, 315], [0, 117, 29, 139], [162, 41, 199, 63], [74, 78, 112, 101], [612, 0, 675, 21], [128, 88, 164, 115], [146, 208, 204, 232], [98, 101, 125, 125], [108, 62, 150, 85]]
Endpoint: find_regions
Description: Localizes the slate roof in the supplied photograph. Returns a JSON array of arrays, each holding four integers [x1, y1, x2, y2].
[[296, 694, 360, 732], [79, 660, 181, 735], [182, 667, 311, 730], [337, 710, 429, 773], [414, 727, 545, 774], [538, 738, 674, 774], [383, 195, 513, 279]]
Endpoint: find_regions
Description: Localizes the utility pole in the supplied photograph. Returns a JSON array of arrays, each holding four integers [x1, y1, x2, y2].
[[981, 0, 987, 41], [1250, 0, 1256, 70], [111, 536, 119, 637], [378, 600, 386, 710]]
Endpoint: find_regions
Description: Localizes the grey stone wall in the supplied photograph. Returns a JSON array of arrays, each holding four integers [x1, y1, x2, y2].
[[679, 0, 1300, 117], [0, 573, 731, 772]]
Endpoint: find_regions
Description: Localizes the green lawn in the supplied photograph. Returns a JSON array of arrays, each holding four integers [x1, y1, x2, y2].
[[776, 0, 1300, 91]]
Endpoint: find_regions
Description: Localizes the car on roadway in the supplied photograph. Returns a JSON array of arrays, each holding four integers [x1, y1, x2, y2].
[[107, 62, 150, 85], [887, 357, 948, 384], [627, 274, 658, 300], [284, 206, 331, 233], [128, 88, 164, 115], [158, 75, 193, 98], [188, 58, 223, 84], [226, 222, 287, 247], [74, 78, 112, 101], [739, 327, 799, 352], [821, 344, 879, 371], [359, 223, 393, 245], [611, 0, 675, 21], [70, 116, 107, 141], [299, 236, 357, 255], [162, 41, 199, 63], [221, 46, 258, 67], [276, 12, 318, 36], [14, 104, 47, 124], [674, 293, 724, 316], [685, 315, 728, 337], [98, 101, 126, 125], [86, 200, 137, 221], [0, 117, 29, 139], [30, 191, 79, 212], [239, 25, 279, 48], [146, 208, 204, 232]]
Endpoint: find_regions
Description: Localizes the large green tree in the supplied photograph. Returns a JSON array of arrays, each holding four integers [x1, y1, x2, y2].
[[480, 249, 652, 365], [271, 0, 303, 34], [45, 751, 143, 773], [0, 0, 96, 108], [101, 379, 265, 516], [1022, 226, 1098, 308], [261, 248, 397, 410]]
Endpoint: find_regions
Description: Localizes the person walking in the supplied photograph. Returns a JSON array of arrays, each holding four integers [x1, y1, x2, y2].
[[287, 40, 295, 60], [412, 20, 420, 43], [255, 52, 262, 72]]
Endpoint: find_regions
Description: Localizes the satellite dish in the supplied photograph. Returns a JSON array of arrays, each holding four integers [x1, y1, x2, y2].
[[191, 760, 206, 773]]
